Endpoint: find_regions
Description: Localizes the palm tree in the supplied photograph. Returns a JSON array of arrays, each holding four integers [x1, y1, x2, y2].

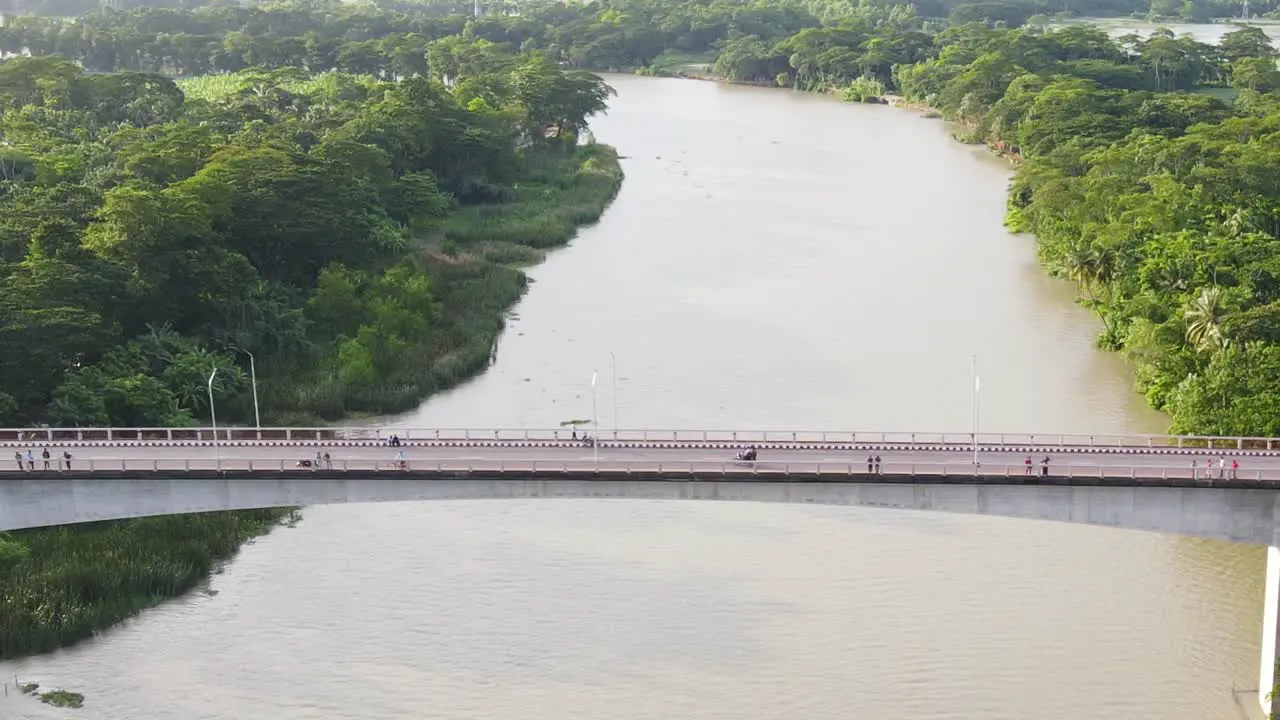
[[1061, 242, 1096, 289], [1185, 286, 1228, 353], [1061, 241, 1117, 335]]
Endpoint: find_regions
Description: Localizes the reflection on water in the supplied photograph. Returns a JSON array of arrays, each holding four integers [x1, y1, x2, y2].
[[0, 76, 1265, 720], [0, 502, 1265, 720]]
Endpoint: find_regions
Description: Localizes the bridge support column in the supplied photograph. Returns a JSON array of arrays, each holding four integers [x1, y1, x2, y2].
[[1261, 539, 1280, 719]]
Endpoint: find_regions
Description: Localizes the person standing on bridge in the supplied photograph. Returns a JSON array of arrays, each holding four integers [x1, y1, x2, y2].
[[1040, 456, 1049, 477], [867, 454, 874, 474], [1024, 456, 1032, 475], [874, 455, 882, 474], [24, 448, 34, 471], [14, 450, 22, 471], [1231, 458, 1239, 479], [41, 447, 50, 470], [62, 450, 72, 471]]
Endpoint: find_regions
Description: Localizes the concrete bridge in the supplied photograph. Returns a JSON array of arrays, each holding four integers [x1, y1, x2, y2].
[[5, 425, 1280, 716]]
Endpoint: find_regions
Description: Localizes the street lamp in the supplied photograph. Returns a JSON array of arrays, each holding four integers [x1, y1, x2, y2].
[[610, 352, 618, 435], [207, 367, 220, 466], [591, 371, 599, 465], [230, 346, 260, 430], [971, 355, 981, 466]]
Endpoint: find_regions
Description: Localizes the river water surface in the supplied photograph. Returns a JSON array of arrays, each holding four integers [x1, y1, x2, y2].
[[0, 75, 1266, 720]]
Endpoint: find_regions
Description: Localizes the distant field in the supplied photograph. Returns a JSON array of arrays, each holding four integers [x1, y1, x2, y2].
[[647, 50, 715, 73], [177, 72, 379, 101]]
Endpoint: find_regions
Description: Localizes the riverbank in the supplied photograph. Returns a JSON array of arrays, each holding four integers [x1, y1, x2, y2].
[[254, 143, 623, 426], [878, 94, 1023, 163]]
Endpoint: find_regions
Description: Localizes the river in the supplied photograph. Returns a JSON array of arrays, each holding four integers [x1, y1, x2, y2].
[[1065, 17, 1280, 43], [0, 75, 1266, 720]]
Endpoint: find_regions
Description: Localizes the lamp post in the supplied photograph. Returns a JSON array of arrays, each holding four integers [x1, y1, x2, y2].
[[971, 355, 981, 466], [591, 371, 599, 465], [610, 352, 618, 435], [235, 348, 260, 430], [207, 367, 220, 467]]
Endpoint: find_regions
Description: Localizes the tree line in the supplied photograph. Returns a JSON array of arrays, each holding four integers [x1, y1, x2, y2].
[[0, 32, 618, 427], [0, 0, 1268, 82]]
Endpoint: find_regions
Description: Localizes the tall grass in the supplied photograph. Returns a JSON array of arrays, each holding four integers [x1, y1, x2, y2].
[[434, 144, 624, 249], [0, 509, 294, 659]]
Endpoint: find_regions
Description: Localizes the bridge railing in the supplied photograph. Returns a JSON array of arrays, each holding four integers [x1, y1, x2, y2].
[[0, 457, 1270, 482], [2, 427, 1280, 451]]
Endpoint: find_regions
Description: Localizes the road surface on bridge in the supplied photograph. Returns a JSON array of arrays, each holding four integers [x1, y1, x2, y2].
[[1, 442, 1275, 478]]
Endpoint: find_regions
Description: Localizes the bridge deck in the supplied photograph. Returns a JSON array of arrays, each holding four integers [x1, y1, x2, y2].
[[2, 442, 1277, 480], [4, 467, 1278, 489]]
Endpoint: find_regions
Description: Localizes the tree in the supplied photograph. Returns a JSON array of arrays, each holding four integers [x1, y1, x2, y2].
[[510, 54, 615, 143], [1220, 26, 1278, 63], [1231, 56, 1280, 93], [1168, 343, 1280, 436], [1186, 287, 1229, 354], [713, 34, 787, 83]]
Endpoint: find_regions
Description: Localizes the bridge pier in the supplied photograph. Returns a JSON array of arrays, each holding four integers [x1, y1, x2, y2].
[[1261, 537, 1280, 719]]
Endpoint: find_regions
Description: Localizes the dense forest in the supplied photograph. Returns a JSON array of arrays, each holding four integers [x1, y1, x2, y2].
[[0, 26, 620, 427], [0, 0, 1272, 29], [3, 0, 1280, 436]]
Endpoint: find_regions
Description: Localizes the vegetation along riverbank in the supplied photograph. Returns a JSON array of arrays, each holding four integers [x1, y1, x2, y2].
[[3, 0, 1278, 437], [3, 0, 1280, 668], [0, 510, 295, 660], [0, 48, 620, 429]]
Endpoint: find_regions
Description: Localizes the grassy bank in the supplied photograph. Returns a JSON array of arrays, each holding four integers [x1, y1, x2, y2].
[[254, 143, 623, 425], [0, 509, 296, 659]]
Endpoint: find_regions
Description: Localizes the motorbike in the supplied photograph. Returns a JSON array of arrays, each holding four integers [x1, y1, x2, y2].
[[735, 448, 758, 462]]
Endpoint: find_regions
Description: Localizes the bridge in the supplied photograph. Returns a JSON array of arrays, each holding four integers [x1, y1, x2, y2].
[[6, 425, 1280, 716]]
